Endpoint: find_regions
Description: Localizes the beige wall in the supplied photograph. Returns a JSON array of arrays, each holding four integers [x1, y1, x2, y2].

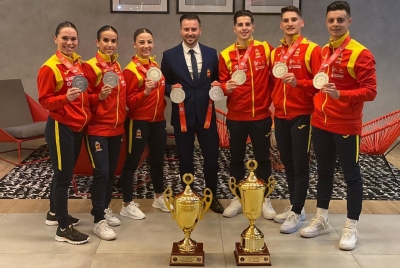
[[0, 0, 399, 122]]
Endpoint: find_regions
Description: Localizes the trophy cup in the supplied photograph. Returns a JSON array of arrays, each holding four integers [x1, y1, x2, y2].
[[164, 173, 213, 266], [228, 160, 276, 266]]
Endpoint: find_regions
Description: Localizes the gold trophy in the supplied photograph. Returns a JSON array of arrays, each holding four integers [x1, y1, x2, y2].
[[164, 173, 213, 266], [228, 160, 276, 266]]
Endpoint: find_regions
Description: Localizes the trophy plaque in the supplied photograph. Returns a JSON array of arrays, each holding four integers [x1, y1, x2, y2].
[[228, 160, 276, 266], [164, 173, 213, 266]]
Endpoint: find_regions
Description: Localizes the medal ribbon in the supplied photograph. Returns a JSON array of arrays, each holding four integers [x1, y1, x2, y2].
[[172, 88, 213, 132], [133, 57, 157, 74], [235, 40, 254, 70], [318, 35, 351, 72], [96, 53, 125, 87], [56, 50, 83, 75], [279, 36, 303, 62]]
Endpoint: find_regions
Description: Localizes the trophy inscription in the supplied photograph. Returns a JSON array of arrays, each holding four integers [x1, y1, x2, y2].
[[228, 160, 276, 266], [164, 173, 212, 266]]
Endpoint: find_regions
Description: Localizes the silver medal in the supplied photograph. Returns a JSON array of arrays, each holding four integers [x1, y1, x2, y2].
[[72, 75, 88, 92], [232, 70, 246, 85], [313, 72, 329, 89], [102, 72, 119, 88], [171, 87, 186, 104], [146, 67, 162, 82], [272, 62, 288, 78], [209, 86, 224, 102]]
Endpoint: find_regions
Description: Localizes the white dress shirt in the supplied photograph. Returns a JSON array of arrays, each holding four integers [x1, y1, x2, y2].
[[182, 42, 202, 80]]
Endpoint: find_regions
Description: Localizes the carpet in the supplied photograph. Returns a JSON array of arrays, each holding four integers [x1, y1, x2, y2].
[[0, 144, 399, 200]]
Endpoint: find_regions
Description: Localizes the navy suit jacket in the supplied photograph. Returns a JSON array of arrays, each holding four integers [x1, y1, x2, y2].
[[161, 43, 219, 128]]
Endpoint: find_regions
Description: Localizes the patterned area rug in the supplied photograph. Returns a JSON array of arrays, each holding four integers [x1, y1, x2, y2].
[[0, 144, 399, 200]]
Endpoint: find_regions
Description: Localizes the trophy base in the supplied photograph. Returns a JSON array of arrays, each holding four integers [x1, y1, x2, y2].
[[233, 242, 271, 266], [170, 242, 204, 266]]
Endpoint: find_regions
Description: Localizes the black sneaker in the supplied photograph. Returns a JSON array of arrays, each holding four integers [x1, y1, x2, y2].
[[45, 211, 80, 226], [55, 225, 90, 245]]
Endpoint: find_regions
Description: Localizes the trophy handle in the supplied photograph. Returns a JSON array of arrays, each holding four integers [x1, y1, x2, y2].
[[264, 175, 277, 198], [200, 188, 213, 219], [163, 187, 175, 218], [228, 177, 241, 201]]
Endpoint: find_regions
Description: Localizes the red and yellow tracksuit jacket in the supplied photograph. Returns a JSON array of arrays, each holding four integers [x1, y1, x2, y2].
[[271, 35, 321, 120], [123, 56, 166, 122], [82, 52, 126, 137], [219, 39, 274, 121], [37, 51, 91, 132], [312, 32, 377, 135]]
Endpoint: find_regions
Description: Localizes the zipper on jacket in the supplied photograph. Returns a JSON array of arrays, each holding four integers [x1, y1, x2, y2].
[[249, 60, 255, 117], [321, 65, 330, 123], [152, 83, 160, 122], [283, 83, 287, 115], [78, 92, 88, 132], [114, 84, 120, 129]]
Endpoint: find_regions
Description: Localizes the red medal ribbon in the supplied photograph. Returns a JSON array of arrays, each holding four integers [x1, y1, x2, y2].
[[203, 99, 213, 129], [319, 36, 351, 72], [279, 36, 303, 63], [235, 40, 254, 70], [56, 50, 83, 75], [133, 57, 157, 74]]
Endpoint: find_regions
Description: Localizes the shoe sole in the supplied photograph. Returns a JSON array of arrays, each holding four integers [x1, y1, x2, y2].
[[152, 204, 171, 213], [222, 211, 242, 218], [46, 220, 80, 226], [119, 211, 145, 220], [274, 214, 306, 224], [106, 220, 121, 227], [280, 222, 302, 234], [339, 243, 356, 251], [55, 235, 90, 245], [300, 228, 330, 238], [94, 230, 117, 241], [263, 214, 276, 220]]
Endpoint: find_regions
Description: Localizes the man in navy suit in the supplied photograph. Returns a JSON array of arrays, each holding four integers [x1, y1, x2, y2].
[[161, 13, 224, 213]]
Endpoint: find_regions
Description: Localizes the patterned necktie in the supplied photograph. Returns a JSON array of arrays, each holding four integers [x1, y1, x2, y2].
[[189, 49, 199, 81]]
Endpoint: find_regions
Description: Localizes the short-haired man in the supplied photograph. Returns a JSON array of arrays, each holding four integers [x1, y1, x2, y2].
[[161, 14, 224, 214], [299, 1, 377, 251], [219, 10, 276, 219], [270, 5, 321, 234]]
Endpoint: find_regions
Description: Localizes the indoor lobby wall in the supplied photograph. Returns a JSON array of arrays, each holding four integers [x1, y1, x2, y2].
[[0, 0, 398, 122]]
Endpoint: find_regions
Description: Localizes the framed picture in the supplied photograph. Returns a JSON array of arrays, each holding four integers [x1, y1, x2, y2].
[[177, 0, 234, 14], [243, 0, 301, 14], [110, 0, 169, 14]]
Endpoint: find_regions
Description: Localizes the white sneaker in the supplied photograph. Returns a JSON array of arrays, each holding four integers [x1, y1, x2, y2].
[[300, 215, 330, 238], [339, 223, 358, 251], [262, 197, 276, 220], [152, 196, 172, 212], [274, 205, 306, 223], [120, 201, 146, 220], [93, 220, 116, 240], [104, 208, 121, 227], [280, 211, 301, 234], [223, 197, 242, 218]]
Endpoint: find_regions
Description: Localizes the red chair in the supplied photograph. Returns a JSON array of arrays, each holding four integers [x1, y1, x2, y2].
[[0, 79, 49, 165], [72, 137, 149, 197], [360, 109, 400, 183]]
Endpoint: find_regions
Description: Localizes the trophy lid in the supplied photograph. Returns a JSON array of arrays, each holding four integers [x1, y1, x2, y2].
[[175, 173, 201, 201], [238, 160, 266, 190]]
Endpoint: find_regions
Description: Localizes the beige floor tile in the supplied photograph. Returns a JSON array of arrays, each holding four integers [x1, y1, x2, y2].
[[90, 253, 227, 268], [224, 253, 361, 268], [0, 253, 94, 268], [0, 213, 99, 254], [328, 214, 400, 255], [353, 255, 400, 268]]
